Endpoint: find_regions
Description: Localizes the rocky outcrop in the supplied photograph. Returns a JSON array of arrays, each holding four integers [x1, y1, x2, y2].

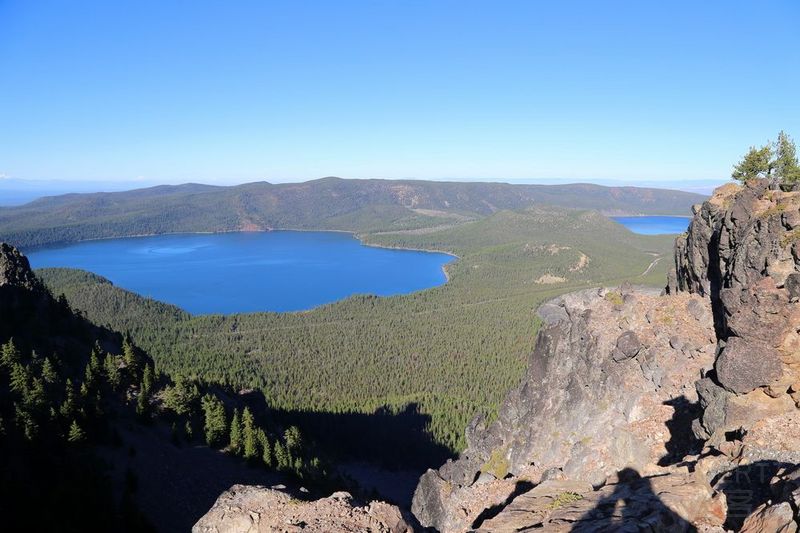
[[667, 181, 800, 450], [412, 287, 718, 532], [674, 180, 800, 530], [0, 242, 42, 290], [193, 485, 412, 533], [412, 179, 800, 532]]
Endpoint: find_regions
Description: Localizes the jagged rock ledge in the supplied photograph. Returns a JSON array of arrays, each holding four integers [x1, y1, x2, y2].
[[193, 485, 412, 533]]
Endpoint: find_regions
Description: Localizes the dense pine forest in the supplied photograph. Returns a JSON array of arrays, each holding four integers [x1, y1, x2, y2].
[[38, 206, 675, 457]]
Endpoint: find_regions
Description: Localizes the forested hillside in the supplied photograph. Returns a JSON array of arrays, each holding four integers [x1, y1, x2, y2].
[[0, 178, 702, 249], [40, 206, 676, 455]]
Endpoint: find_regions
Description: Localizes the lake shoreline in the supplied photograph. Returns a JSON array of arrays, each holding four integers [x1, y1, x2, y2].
[[26, 228, 457, 315], [23, 227, 460, 285]]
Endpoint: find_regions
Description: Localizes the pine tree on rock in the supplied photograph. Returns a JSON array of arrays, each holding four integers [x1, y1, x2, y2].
[[732, 145, 773, 182], [731, 131, 799, 185], [775, 131, 800, 183]]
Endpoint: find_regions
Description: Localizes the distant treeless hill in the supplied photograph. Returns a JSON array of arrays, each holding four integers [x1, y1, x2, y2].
[[0, 177, 703, 249]]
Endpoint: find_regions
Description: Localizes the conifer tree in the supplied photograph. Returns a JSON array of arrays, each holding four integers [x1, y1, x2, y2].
[[16, 404, 38, 441], [136, 387, 149, 419], [201, 394, 227, 447], [83, 347, 103, 392], [273, 439, 288, 470], [163, 377, 199, 416], [0, 339, 20, 368], [103, 354, 120, 390], [41, 357, 58, 386], [731, 132, 800, 185], [60, 380, 76, 419], [9, 362, 28, 395], [27, 377, 46, 413], [284, 425, 302, 455], [123, 338, 139, 377], [229, 408, 242, 454], [775, 131, 800, 183], [732, 144, 773, 182], [142, 363, 154, 395], [67, 420, 85, 443], [309, 457, 322, 475], [242, 407, 258, 460], [256, 428, 272, 467]]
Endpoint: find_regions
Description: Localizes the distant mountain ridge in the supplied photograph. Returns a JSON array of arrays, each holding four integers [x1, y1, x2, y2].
[[0, 177, 703, 249]]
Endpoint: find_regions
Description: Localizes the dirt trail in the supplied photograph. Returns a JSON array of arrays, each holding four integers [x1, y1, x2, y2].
[[640, 256, 663, 277]]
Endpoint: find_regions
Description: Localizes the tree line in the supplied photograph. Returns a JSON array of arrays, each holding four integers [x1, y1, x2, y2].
[[732, 131, 800, 184]]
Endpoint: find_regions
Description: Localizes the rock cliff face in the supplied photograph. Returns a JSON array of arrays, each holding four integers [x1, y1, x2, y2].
[[412, 179, 800, 532], [412, 288, 720, 531], [669, 181, 800, 452]]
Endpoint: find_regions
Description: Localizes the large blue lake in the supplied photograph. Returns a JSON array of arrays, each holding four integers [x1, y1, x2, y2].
[[27, 232, 454, 315], [612, 216, 690, 235]]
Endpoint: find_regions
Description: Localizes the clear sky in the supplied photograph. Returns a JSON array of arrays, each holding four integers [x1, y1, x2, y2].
[[1, 0, 798, 184]]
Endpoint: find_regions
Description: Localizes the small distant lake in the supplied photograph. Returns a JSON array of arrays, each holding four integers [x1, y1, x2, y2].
[[27, 232, 454, 314], [612, 216, 690, 235]]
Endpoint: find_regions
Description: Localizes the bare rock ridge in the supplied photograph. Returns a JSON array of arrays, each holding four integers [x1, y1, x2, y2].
[[195, 179, 800, 531]]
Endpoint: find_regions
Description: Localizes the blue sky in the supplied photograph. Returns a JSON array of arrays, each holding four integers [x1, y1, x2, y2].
[[1, 0, 798, 184]]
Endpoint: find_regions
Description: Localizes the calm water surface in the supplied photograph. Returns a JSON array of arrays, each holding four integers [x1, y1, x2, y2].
[[27, 231, 454, 314], [612, 216, 690, 235]]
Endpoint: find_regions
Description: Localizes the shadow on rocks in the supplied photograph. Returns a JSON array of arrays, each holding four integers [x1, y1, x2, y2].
[[570, 468, 696, 532], [470, 479, 535, 529], [711, 460, 794, 531], [658, 396, 704, 467]]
